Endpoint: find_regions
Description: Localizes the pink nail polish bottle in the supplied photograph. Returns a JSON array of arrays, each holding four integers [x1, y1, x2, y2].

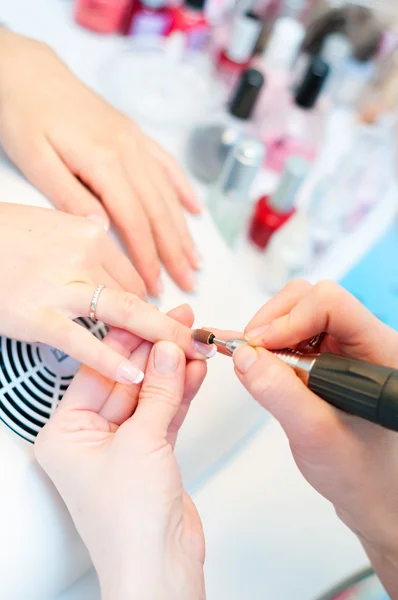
[[216, 12, 262, 94], [263, 56, 330, 173], [126, 0, 172, 37], [251, 13, 306, 122], [75, 0, 131, 34]]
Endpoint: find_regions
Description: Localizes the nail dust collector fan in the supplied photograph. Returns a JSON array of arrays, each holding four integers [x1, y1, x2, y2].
[[0, 317, 107, 443]]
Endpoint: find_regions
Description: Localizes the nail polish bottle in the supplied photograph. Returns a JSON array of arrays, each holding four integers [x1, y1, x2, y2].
[[187, 68, 265, 182], [264, 56, 329, 173], [261, 210, 312, 292], [216, 12, 262, 94], [320, 33, 352, 94], [252, 14, 306, 120], [75, 0, 131, 34], [168, 0, 210, 52], [208, 137, 265, 247], [126, 0, 172, 37], [249, 156, 309, 249]]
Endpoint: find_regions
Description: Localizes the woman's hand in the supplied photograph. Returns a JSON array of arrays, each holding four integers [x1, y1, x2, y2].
[[0, 203, 214, 384], [234, 280, 398, 597], [0, 29, 202, 296], [35, 305, 206, 600]]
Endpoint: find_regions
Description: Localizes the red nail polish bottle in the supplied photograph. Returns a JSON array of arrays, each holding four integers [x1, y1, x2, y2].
[[168, 0, 210, 52], [75, 0, 131, 34], [249, 156, 309, 249], [216, 12, 262, 93]]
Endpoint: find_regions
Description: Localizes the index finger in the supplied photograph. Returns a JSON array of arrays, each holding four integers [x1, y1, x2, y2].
[[245, 281, 397, 365], [244, 279, 312, 335]]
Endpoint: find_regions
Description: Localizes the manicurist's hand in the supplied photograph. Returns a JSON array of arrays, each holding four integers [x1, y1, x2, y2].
[[0, 204, 214, 384], [0, 28, 202, 296], [35, 304, 207, 600], [234, 280, 398, 597]]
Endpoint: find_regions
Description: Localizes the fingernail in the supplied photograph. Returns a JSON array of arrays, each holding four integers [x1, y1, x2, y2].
[[245, 324, 270, 341], [154, 341, 180, 374], [117, 362, 144, 385], [156, 275, 164, 296], [185, 270, 198, 292], [193, 340, 217, 358], [87, 214, 110, 232], [233, 345, 258, 374], [191, 249, 204, 271]]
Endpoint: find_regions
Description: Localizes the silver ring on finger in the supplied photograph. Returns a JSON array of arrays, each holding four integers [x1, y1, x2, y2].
[[89, 284, 106, 322]]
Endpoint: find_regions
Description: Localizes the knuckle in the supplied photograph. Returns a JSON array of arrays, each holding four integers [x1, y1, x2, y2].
[[313, 280, 339, 304], [117, 118, 140, 145], [89, 146, 119, 178], [285, 278, 312, 294], [82, 219, 105, 243], [167, 319, 181, 342], [139, 384, 178, 410], [120, 292, 141, 319]]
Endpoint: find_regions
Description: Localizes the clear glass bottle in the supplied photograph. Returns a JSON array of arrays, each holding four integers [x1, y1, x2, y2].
[[208, 137, 265, 247], [261, 211, 312, 293]]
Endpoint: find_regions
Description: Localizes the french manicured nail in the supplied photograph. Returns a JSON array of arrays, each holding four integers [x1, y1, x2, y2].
[[233, 345, 258, 374], [87, 213, 110, 232], [193, 340, 217, 358], [118, 362, 144, 385], [191, 249, 204, 271], [155, 275, 164, 296], [185, 270, 198, 291], [154, 341, 181, 374], [245, 324, 270, 341]]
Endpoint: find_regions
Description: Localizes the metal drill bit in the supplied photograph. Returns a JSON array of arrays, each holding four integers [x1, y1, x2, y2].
[[212, 337, 248, 355]]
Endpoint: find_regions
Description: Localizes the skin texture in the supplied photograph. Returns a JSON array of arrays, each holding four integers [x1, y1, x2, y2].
[[0, 204, 214, 384], [35, 304, 207, 600], [0, 28, 202, 296], [233, 280, 398, 598], [35, 281, 398, 598]]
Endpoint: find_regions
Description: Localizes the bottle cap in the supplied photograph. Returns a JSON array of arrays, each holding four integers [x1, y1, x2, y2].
[[141, 0, 167, 8], [282, 0, 307, 19], [265, 16, 305, 69], [217, 137, 265, 199], [295, 56, 330, 109], [229, 68, 265, 120], [185, 0, 206, 10], [320, 33, 352, 67], [226, 12, 262, 64], [269, 156, 310, 212]]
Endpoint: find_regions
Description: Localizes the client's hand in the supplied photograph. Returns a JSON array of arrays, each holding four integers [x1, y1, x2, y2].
[[35, 305, 207, 600], [0, 29, 201, 295], [0, 204, 214, 385], [235, 280, 398, 597]]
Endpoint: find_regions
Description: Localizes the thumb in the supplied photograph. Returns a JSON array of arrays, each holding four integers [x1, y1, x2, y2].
[[134, 341, 186, 435], [233, 345, 335, 441]]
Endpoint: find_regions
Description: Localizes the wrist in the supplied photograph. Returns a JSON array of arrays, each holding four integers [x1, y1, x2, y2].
[[361, 541, 398, 598]]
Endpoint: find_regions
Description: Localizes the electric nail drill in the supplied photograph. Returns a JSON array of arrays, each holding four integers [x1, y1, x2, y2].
[[192, 329, 398, 432]]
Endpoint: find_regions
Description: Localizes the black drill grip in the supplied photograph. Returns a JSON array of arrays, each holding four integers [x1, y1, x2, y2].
[[308, 353, 398, 431]]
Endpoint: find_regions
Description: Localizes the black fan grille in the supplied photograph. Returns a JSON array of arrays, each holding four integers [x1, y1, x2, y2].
[[0, 318, 108, 444]]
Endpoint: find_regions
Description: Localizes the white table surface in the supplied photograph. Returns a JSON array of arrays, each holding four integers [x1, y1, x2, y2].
[[0, 1, 394, 599]]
